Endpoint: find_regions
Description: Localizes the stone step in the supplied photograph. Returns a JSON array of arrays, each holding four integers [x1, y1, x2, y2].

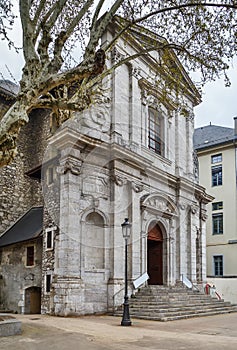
[[129, 304, 237, 314], [113, 285, 237, 321], [119, 308, 237, 322], [116, 306, 237, 320], [131, 295, 215, 301], [130, 303, 232, 310], [130, 299, 229, 306], [130, 296, 218, 303]]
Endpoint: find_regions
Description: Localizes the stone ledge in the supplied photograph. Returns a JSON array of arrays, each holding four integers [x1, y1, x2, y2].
[[0, 315, 22, 337]]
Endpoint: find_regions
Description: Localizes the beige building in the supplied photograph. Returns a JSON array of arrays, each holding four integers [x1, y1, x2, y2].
[[194, 119, 237, 302]]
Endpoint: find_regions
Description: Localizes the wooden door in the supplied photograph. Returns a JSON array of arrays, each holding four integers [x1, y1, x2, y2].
[[30, 287, 41, 314]]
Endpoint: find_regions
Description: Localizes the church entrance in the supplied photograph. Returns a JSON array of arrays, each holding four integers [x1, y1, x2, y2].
[[147, 223, 163, 285]]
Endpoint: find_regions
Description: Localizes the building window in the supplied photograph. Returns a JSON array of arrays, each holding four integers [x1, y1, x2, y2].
[[213, 256, 223, 276], [45, 227, 56, 250], [26, 246, 34, 266], [211, 154, 222, 164], [212, 201, 223, 211], [46, 274, 51, 293], [212, 165, 222, 186], [148, 108, 163, 155], [212, 213, 223, 235]]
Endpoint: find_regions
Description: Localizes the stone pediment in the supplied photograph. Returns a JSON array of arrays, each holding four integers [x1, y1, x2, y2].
[[141, 193, 177, 218]]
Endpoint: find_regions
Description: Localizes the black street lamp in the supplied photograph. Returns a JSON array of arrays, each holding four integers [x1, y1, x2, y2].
[[121, 218, 132, 326]]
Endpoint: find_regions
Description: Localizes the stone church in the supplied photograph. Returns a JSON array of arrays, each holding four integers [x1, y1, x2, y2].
[[0, 23, 212, 315]]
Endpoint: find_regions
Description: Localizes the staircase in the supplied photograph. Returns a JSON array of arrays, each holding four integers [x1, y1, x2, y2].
[[114, 285, 237, 321]]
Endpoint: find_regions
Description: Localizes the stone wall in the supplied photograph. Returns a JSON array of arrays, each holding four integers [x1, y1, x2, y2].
[[0, 104, 51, 235], [0, 238, 42, 313]]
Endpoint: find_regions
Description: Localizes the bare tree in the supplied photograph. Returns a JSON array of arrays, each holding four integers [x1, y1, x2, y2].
[[0, 0, 237, 166]]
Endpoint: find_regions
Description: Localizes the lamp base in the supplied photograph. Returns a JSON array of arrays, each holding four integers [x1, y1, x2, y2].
[[121, 319, 132, 326]]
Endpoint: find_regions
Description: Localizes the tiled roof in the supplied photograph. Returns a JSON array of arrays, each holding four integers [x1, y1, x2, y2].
[[0, 207, 43, 247], [194, 124, 235, 150]]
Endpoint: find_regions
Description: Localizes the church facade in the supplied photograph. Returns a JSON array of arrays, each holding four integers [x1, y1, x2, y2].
[[0, 25, 212, 315]]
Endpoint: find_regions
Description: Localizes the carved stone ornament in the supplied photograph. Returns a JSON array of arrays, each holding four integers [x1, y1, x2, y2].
[[201, 211, 208, 221], [190, 205, 197, 214], [110, 173, 127, 186], [132, 67, 141, 79], [142, 194, 177, 218], [141, 89, 148, 106], [80, 87, 111, 133], [180, 106, 194, 124], [111, 47, 125, 63], [57, 158, 82, 175], [193, 150, 199, 181], [179, 203, 185, 210], [187, 112, 195, 124], [131, 182, 144, 193], [82, 175, 109, 199]]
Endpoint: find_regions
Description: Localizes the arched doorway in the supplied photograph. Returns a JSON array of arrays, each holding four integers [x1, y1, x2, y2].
[[147, 223, 163, 285], [25, 287, 41, 314]]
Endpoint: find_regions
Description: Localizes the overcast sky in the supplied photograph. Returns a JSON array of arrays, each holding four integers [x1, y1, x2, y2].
[[0, 3, 236, 131]]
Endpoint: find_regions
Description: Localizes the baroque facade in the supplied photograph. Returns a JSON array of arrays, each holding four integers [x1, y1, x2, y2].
[[0, 25, 212, 315]]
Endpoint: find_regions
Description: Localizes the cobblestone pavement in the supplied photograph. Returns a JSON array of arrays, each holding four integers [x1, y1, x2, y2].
[[1, 313, 237, 349]]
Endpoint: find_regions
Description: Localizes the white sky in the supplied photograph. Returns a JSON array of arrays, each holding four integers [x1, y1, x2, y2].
[[0, 2, 236, 131]]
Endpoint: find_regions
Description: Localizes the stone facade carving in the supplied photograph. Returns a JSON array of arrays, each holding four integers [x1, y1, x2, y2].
[[57, 158, 82, 175], [82, 175, 109, 199], [193, 150, 199, 181], [131, 181, 144, 193], [142, 194, 177, 218], [80, 87, 111, 133], [201, 210, 208, 221], [131, 67, 141, 79], [110, 173, 127, 186], [111, 47, 125, 63]]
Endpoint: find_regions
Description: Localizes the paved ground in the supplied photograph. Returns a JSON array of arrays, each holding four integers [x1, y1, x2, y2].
[[1, 312, 237, 349]]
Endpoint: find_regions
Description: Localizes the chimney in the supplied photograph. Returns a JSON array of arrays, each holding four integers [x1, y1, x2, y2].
[[234, 117, 237, 138]]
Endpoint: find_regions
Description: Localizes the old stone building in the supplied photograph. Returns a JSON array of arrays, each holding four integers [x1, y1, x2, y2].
[[0, 23, 212, 315]]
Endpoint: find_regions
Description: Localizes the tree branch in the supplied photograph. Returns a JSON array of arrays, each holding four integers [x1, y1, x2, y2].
[[32, 0, 48, 29], [85, 0, 124, 57], [35, 49, 105, 97], [104, 2, 237, 53], [20, 0, 39, 63]]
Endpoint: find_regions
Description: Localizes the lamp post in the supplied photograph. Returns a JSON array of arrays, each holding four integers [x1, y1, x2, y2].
[[121, 218, 132, 326]]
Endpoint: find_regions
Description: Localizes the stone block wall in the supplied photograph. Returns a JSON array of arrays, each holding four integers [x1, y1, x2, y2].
[[0, 238, 42, 313], [0, 106, 51, 235]]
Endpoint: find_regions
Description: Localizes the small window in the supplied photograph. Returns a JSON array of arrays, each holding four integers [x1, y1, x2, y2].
[[213, 256, 223, 276], [212, 213, 223, 235], [45, 227, 56, 250], [26, 246, 34, 266], [46, 274, 51, 293], [212, 202, 223, 211], [211, 154, 222, 164], [212, 166, 222, 186]]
